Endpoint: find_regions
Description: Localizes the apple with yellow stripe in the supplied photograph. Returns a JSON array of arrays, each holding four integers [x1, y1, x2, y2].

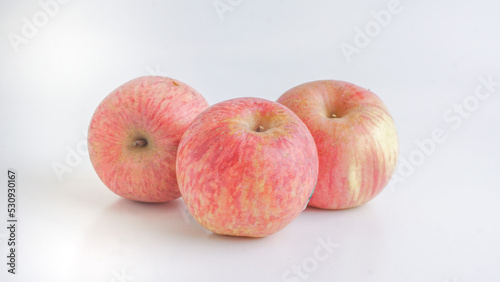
[[176, 97, 319, 237], [277, 80, 398, 209], [88, 76, 209, 202]]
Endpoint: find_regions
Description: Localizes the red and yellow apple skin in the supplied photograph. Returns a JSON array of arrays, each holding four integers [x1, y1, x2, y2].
[[88, 76, 209, 202], [277, 80, 398, 210], [176, 97, 319, 237]]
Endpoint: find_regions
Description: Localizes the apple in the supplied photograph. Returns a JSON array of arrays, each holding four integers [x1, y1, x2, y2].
[[88, 76, 209, 202], [176, 97, 319, 237], [277, 80, 399, 209]]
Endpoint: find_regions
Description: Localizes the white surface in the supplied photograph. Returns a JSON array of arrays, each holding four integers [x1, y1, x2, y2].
[[1, 1, 500, 281]]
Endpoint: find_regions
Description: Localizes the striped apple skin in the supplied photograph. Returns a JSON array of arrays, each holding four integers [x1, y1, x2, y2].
[[88, 76, 209, 202], [176, 97, 319, 237], [277, 80, 399, 209]]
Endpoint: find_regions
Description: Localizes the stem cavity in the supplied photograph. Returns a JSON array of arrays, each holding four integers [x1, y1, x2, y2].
[[132, 139, 148, 147]]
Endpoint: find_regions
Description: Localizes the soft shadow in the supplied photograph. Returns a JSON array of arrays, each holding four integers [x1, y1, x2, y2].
[[85, 197, 212, 240], [295, 202, 387, 280], [206, 232, 269, 242], [70, 197, 213, 280]]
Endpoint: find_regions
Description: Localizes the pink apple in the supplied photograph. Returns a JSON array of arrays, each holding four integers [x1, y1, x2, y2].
[[176, 97, 319, 237], [88, 76, 209, 202], [277, 80, 399, 209]]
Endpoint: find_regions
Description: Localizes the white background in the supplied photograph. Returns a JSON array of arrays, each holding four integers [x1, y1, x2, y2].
[[1, 0, 500, 281]]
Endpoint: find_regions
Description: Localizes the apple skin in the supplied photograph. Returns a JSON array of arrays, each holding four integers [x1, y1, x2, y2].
[[277, 80, 399, 209], [88, 76, 209, 202], [176, 97, 319, 237]]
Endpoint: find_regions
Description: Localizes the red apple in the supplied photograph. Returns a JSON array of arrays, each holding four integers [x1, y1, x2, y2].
[[176, 97, 319, 237], [88, 76, 209, 202], [277, 80, 398, 209]]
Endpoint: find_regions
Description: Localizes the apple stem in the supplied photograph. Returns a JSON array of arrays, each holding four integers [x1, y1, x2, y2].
[[331, 113, 337, 118], [133, 139, 148, 147], [256, 126, 265, 132]]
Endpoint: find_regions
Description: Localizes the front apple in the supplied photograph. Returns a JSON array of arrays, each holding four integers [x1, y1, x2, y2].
[[277, 80, 398, 209], [88, 76, 209, 202], [176, 97, 318, 237]]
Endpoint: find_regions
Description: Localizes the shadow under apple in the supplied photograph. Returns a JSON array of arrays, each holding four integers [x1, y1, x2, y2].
[[70, 197, 211, 281], [297, 203, 387, 280]]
